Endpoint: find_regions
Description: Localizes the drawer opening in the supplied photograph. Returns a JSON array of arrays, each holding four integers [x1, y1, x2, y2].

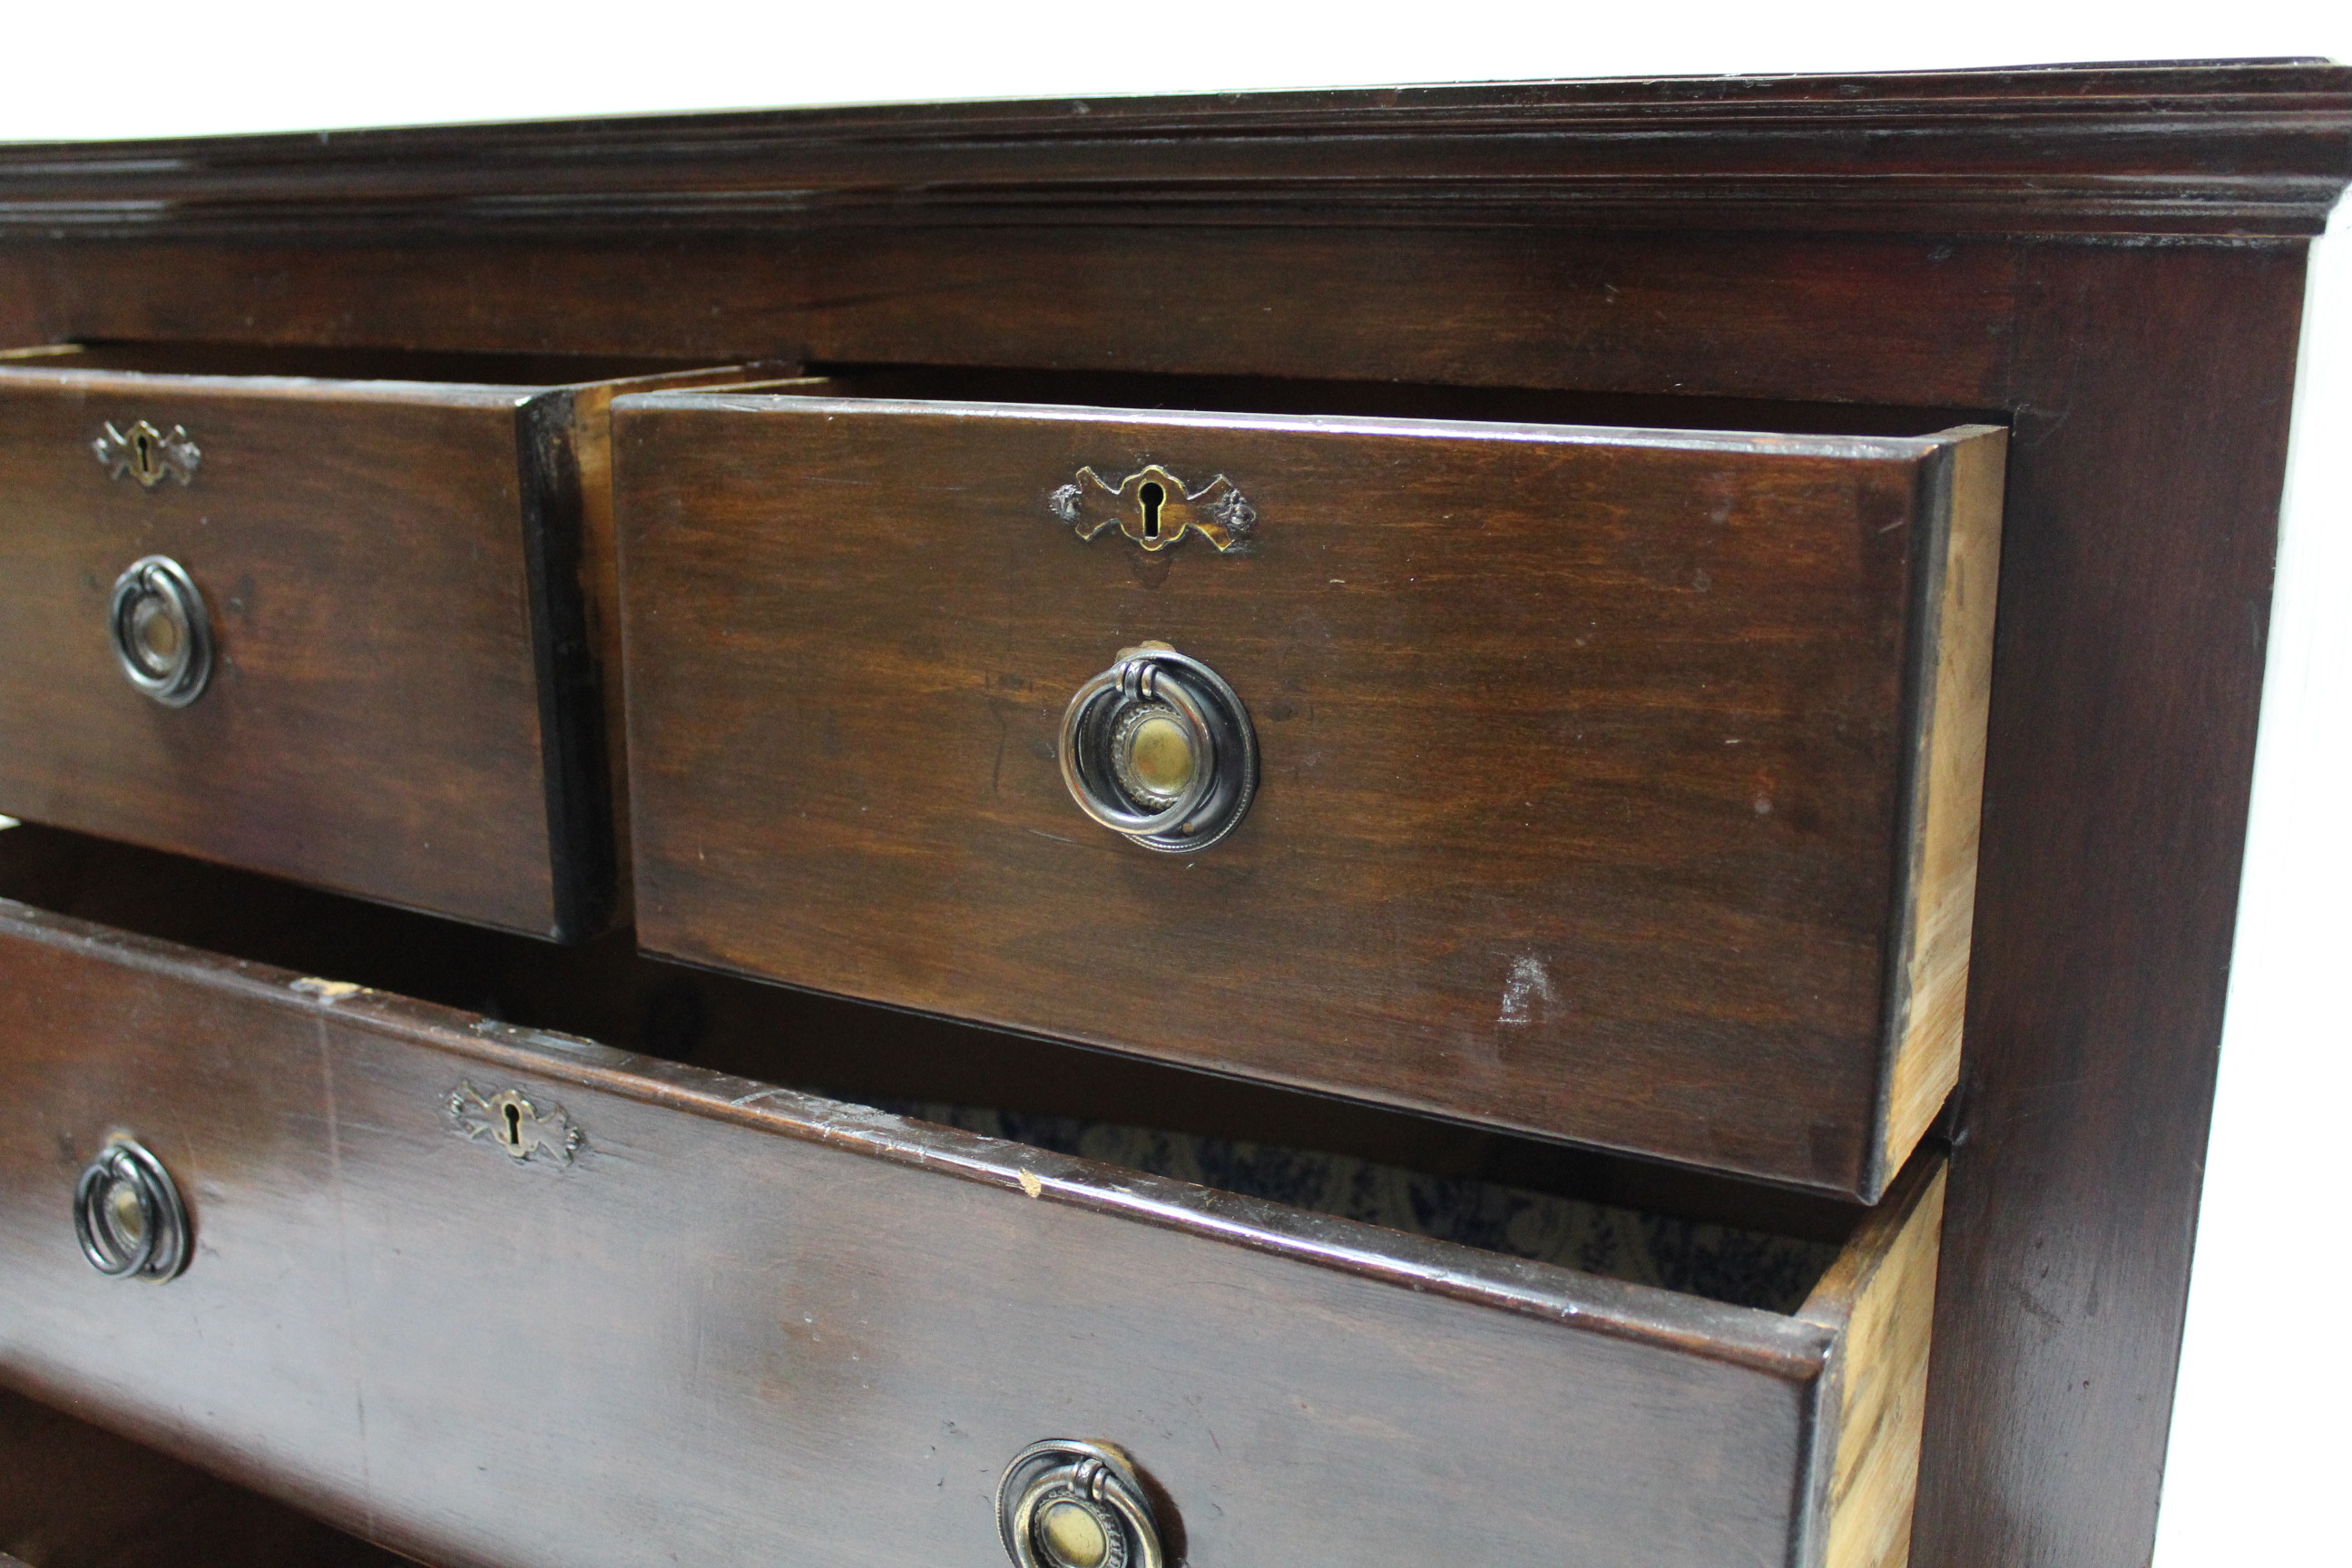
[[3, 340, 763, 387], [866, 1096, 1846, 1312], [0, 818, 1873, 1314], [779, 361, 2004, 438]]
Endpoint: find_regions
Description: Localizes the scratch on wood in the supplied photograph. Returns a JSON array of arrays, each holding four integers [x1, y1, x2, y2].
[[314, 1016, 376, 1534]]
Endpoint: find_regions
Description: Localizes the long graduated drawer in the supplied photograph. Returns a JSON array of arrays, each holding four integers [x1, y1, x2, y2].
[[612, 388, 2006, 1199], [0, 346, 760, 940], [0, 898, 1939, 1568]]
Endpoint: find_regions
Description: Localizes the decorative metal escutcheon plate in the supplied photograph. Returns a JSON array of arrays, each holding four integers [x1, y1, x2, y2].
[[1048, 465, 1253, 553], [93, 420, 201, 488], [449, 1082, 583, 1167]]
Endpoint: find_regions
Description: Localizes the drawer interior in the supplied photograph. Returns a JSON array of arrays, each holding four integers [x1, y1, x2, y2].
[[0, 817, 1872, 1304]]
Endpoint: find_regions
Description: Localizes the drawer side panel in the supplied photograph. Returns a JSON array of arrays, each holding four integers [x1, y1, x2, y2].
[[1877, 432, 2005, 1186]]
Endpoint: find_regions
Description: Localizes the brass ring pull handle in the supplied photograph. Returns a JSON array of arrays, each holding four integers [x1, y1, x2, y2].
[[997, 1440, 1166, 1568], [73, 1140, 191, 1281], [1058, 643, 1256, 853], [108, 555, 212, 708]]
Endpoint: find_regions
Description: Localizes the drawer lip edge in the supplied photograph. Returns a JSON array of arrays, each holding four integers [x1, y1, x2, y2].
[[0, 893, 1840, 1381], [0, 363, 543, 406], [609, 388, 1965, 463]]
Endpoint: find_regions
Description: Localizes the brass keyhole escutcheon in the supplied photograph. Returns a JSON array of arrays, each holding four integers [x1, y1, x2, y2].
[[93, 420, 201, 488], [1047, 465, 1253, 554], [132, 426, 158, 483], [449, 1083, 583, 1168]]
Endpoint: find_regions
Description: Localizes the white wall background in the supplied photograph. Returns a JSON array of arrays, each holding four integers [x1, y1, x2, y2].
[[4, 3, 2343, 1559]]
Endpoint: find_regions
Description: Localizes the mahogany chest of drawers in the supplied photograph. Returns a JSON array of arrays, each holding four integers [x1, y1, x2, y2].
[[0, 59, 2347, 1568]]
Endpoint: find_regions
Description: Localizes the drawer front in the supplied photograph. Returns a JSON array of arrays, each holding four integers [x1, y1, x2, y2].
[[0, 371, 594, 937], [613, 397, 2004, 1198], [0, 902, 1937, 1568]]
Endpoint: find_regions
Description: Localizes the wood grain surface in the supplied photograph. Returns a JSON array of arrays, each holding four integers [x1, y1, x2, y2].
[[0, 230, 2016, 414], [0, 64, 2341, 1567], [3, 63, 2347, 240], [0, 816, 1871, 1248], [1876, 433, 2005, 1179], [616, 396, 1998, 1197], [1803, 1159, 1946, 1568], [0, 350, 756, 940], [1909, 236, 2317, 1568], [0, 362, 556, 933], [0, 899, 1932, 1568]]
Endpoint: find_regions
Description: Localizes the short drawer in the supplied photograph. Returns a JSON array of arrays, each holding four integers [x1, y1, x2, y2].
[[612, 387, 2005, 1199], [0, 346, 763, 940], [0, 899, 1938, 1568]]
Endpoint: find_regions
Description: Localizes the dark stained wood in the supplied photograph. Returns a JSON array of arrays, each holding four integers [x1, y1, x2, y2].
[[0, 63, 2340, 1568], [0, 230, 2018, 413], [0, 817, 1872, 1246], [615, 392, 1999, 1198], [3, 63, 2347, 240], [0, 898, 1934, 1568], [0, 347, 758, 941], [0, 1385, 404, 1568], [0, 355, 554, 934], [1912, 238, 2315, 1568]]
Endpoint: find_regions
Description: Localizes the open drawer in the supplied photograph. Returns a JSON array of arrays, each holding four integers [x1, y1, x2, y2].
[[0, 345, 774, 940], [611, 377, 2005, 1199], [0, 895, 1936, 1568]]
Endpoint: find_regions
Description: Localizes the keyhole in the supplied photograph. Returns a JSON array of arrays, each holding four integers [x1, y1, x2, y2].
[[1138, 481, 1165, 540], [503, 1102, 523, 1148], [132, 429, 156, 479]]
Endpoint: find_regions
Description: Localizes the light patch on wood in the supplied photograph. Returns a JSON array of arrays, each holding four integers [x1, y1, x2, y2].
[[1803, 1157, 1946, 1568], [1017, 1170, 1044, 1199], [1497, 956, 1556, 1025], [290, 977, 363, 1001], [1882, 428, 2006, 1184]]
